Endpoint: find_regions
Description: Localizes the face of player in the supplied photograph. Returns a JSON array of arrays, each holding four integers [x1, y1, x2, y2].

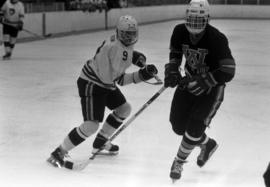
[[118, 30, 138, 46], [185, 16, 208, 34]]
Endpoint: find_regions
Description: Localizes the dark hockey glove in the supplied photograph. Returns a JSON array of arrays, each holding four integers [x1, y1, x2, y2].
[[16, 20, 23, 31], [139, 64, 158, 81], [132, 50, 146, 68], [164, 63, 181, 88], [264, 163, 270, 187], [187, 72, 217, 96]]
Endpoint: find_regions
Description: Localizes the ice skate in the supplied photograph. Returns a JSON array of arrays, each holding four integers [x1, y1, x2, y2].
[[92, 141, 119, 156], [197, 138, 218, 167], [2, 52, 11, 60], [169, 157, 186, 182], [47, 147, 68, 168]]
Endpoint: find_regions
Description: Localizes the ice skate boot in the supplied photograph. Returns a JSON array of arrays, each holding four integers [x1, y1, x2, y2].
[[2, 52, 11, 60], [92, 141, 119, 155], [47, 147, 68, 168], [92, 133, 119, 155], [169, 157, 186, 183], [197, 138, 218, 167]]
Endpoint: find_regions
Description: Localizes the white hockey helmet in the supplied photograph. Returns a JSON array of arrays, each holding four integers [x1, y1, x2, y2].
[[185, 0, 210, 34], [116, 15, 138, 46]]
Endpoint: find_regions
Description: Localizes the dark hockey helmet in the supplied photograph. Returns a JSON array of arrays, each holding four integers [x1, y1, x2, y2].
[[185, 0, 210, 34]]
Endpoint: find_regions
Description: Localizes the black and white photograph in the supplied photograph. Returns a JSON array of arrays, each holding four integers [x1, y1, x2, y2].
[[0, 0, 269, 186]]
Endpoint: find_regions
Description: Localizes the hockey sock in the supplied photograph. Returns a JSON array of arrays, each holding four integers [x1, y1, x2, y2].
[[197, 133, 209, 145], [61, 127, 87, 151], [92, 133, 108, 149], [93, 112, 124, 148], [100, 112, 124, 137], [4, 42, 11, 54], [176, 132, 201, 161], [9, 43, 15, 54]]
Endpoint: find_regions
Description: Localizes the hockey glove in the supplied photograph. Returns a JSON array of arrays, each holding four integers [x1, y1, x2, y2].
[[132, 50, 146, 68], [139, 64, 158, 81], [264, 163, 270, 187], [16, 20, 23, 31], [164, 63, 182, 88], [187, 72, 217, 96]]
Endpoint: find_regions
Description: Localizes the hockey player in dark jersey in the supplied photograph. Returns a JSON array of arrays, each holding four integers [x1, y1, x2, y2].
[[164, 0, 236, 182], [264, 162, 270, 187]]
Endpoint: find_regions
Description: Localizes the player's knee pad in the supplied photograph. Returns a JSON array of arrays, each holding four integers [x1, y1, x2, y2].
[[99, 110, 127, 138], [3, 42, 10, 48], [3, 35, 10, 42], [10, 37, 17, 45], [66, 122, 98, 147], [78, 120, 99, 137], [114, 102, 131, 119]]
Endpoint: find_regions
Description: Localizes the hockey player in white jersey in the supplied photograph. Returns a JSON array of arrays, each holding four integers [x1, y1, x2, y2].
[[47, 15, 158, 168], [0, 0, 24, 60]]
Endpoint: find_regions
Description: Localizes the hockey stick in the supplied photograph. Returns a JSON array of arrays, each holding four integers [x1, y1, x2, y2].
[[143, 65, 163, 85], [0, 22, 52, 39], [144, 74, 163, 85], [152, 74, 163, 85], [22, 28, 52, 39], [63, 85, 167, 170]]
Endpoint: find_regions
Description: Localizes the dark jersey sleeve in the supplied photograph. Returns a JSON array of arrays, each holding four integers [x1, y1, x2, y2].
[[214, 33, 233, 60], [212, 33, 235, 83], [169, 25, 183, 65]]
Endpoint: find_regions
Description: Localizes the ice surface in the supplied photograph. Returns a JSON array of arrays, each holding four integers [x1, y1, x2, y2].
[[0, 19, 269, 187]]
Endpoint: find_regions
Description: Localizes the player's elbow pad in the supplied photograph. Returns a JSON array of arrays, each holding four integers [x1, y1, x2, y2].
[[214, 58, 236, 83], [169, 48, 182, 62], [132, 50, 146, 68]]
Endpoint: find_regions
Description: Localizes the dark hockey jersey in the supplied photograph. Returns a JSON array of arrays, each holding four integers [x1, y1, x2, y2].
[[169, 23, 235, 84]]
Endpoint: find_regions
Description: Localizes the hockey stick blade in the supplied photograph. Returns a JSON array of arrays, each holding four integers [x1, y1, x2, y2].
[[23, 28, 52, 39], [64, 152, 98, 170], [144, 74, 163, 85], [66, 160, 90, 171], [44, 33, 52, 38], [63, 86, 166, 171], [1, 22, 51, 39]]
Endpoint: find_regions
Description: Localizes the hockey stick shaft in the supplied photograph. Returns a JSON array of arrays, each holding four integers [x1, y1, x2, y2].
[[22, 28, 52, 39], [153, 74, 163, 84], [64, 85, 167, 170], [1, 22, 51, 39]]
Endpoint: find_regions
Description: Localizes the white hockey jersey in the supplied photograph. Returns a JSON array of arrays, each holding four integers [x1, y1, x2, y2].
[[80, 35, 141, 90], [1, 0, 24, 23]]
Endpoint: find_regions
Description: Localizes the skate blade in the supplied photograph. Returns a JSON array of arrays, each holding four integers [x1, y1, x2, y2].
[[94, 151, 119, 156], [171, 179, 178, 184]]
